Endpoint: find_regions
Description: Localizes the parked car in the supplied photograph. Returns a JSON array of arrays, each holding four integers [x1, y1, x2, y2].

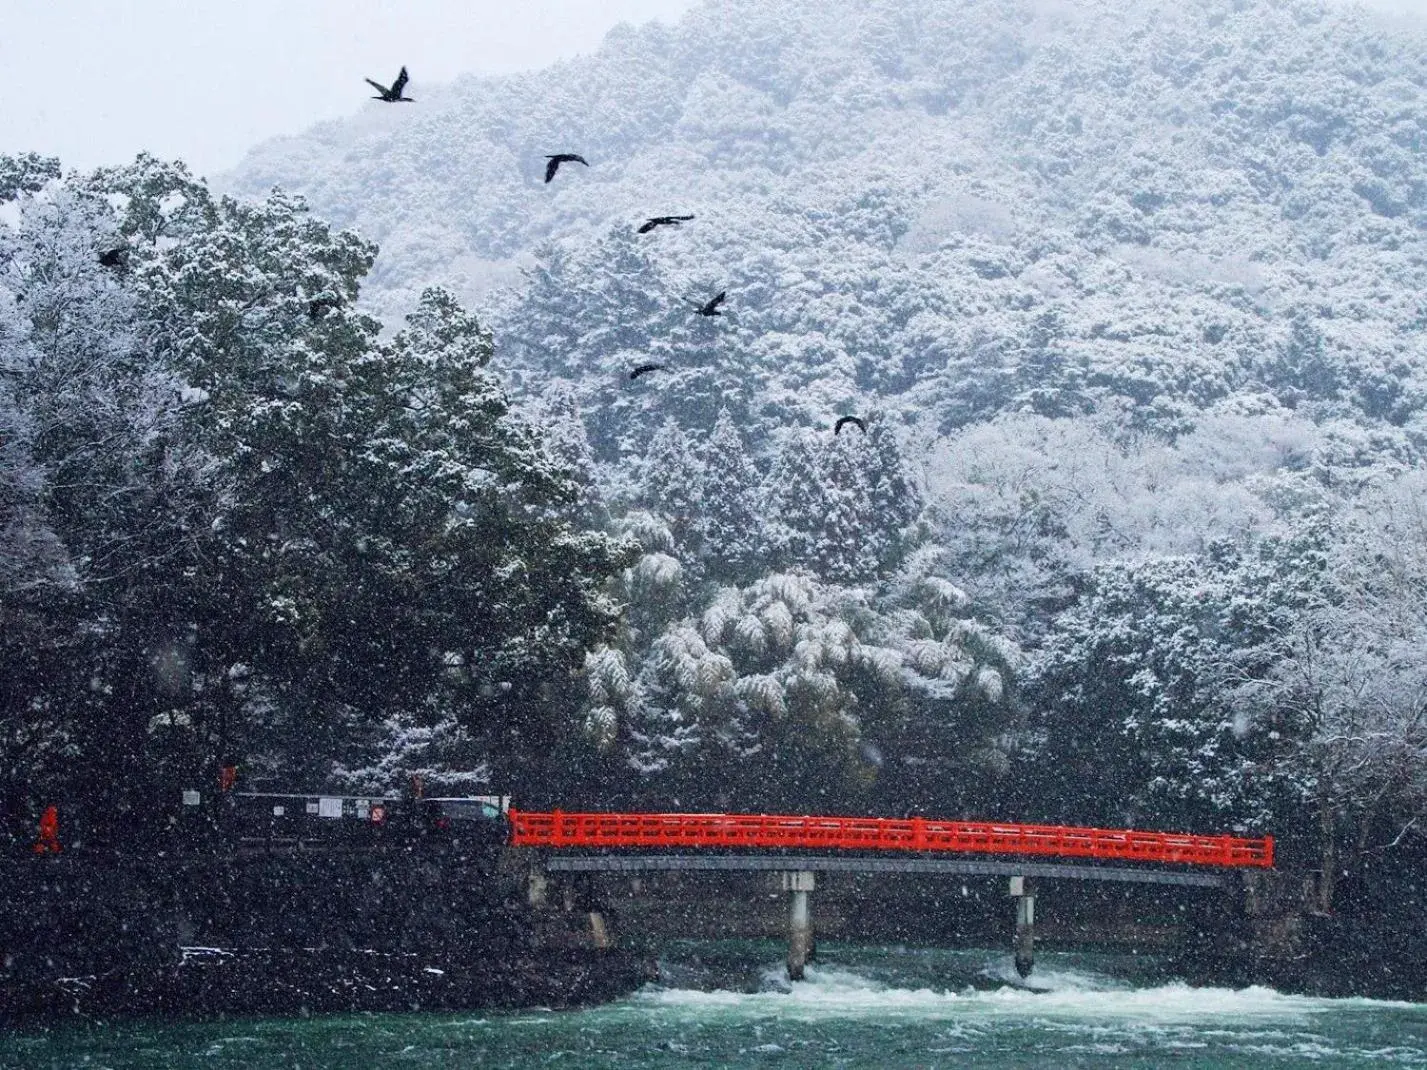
[[418, 797, 510, 845]]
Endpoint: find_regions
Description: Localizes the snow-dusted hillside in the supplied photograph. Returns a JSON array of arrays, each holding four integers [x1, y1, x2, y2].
[[228, 0, 1427, 451]]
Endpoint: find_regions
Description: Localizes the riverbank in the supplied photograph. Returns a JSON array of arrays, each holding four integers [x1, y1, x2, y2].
[[0, 853, 655, 1027], [1, 945, 656, 1026]]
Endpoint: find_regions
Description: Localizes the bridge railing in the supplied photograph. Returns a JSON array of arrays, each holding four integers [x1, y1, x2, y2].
[[507, 810, 1274, 868]]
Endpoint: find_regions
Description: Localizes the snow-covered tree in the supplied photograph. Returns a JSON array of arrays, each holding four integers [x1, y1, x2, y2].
[[0, 153, 60, 202], [1224, 476, 1427, 909], [641, 418, 706, 553], [806, 432, 877, 582], [859, 414, 922, 570], [593, 541, 1021, 813], [1027, 551, 1285, 831], [529, 382, 606, 524], [697, 408, 764, 581], [763, 433, 819, 568]]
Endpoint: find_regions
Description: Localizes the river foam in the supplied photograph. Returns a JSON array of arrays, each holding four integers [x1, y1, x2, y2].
[[617, 954, 1427, 1066], [636, 954, 1423, 1027]]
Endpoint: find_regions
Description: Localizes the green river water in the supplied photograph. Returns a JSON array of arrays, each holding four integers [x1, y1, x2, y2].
[[5, 942, 1427, 1068]]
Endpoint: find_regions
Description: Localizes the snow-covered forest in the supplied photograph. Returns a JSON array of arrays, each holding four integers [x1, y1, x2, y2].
[[5, 0, 1427, 907], [0, 154, 633, 847]]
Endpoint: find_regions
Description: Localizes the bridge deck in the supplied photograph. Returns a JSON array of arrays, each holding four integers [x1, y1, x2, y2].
[[510, 810, 1272, 869], [543, 854, 1226, 887]]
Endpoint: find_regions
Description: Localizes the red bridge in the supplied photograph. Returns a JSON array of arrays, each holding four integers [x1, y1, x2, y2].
[[509, 810, 1273, 868], [509, 809, 1272, 981]]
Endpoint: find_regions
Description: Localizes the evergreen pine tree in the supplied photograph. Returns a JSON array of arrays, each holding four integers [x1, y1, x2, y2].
[[698, 409, 763, 582], [641, 418, 705, 553], [535, 382, 606, 524], [764, 432, 825, 571], [813, 432, 877, 582], [861, 414, 922, 572], [764, 432, 864, 581]]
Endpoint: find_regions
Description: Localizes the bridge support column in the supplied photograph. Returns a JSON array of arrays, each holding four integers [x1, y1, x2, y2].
[[571, 872, 613, 949], [527, 869, 549, 909], [588, 910, 613, 949], [1010, 876, 1036, 978], [781, 870, 816, 980]]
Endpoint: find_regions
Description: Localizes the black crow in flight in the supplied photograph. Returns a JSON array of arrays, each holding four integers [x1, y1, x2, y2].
[[98, 247, 127, 270], [834, 416, 867, 435], [366, 67, 414, 102], [544, 154, 588, 182], [637, 215, 695, 234], [693, 291, 727, 317], [629, 363, 666, 380]]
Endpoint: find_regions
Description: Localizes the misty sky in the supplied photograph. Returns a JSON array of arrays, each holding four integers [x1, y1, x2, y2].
[[2, 0, 1422, 181], [0, 0, 699, 179]]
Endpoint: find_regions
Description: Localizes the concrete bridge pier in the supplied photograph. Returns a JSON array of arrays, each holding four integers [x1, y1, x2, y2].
[[572, 872, 614, 949], [527, 868, 549, 908], [1010, 875, 1036, 978], [781, 870, 816, 980], [524, 865, 613, 949]]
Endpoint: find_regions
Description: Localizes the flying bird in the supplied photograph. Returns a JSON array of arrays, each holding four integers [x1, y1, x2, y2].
[[834, 415, 867, 435], [629, 363, 666, 380], [693, 291, 727, 317], [98, 247, 127, 270], [544, 154, 588, 182], [637, 215, 695, 234], [366, 67, 414, 102]]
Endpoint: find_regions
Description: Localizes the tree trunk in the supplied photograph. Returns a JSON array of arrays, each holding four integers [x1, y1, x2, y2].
[[1316, 789, 1338, 915], [1348, 791, 1384, 878]]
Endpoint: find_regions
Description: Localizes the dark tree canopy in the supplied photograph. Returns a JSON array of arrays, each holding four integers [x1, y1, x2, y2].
[[0, 155, 631, 841]]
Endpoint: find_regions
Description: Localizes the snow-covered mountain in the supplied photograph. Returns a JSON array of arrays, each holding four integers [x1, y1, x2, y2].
[[228, 0, 1427, 451]]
